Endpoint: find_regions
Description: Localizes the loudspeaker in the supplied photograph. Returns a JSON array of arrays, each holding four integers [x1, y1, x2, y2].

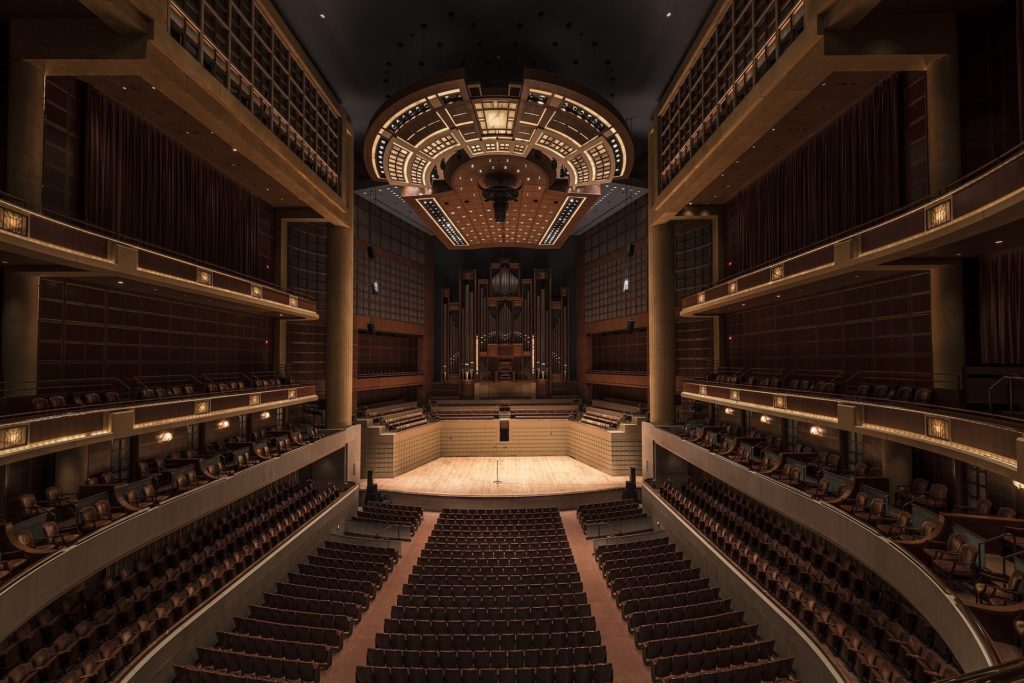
[[624, 466, 638, 500], [627, 242, 635, 257], [367, 246, 375, 259], [367, 322, 376, 334], [626, 319, 635, 333]]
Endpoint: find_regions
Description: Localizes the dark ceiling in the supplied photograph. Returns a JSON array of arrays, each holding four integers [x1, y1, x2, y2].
[[273, 0, 716, 181]]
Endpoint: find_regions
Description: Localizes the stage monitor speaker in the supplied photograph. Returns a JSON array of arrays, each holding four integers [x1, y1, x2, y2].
[[367, 322, 376, 335], [627, 242, 635, 257], [626, 319, 635, 333], [367, 246, 375, 259]]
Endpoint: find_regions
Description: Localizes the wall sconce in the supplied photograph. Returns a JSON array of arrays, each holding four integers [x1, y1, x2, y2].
[[727, 281, 738, 294], [809, 425, 824, 437], [1, 426, 27, 450], [197, 270, 211, 285], [770, 264, 785, 281], [926, 199, 952, 230], [760, 415, 772, 424], [698, 386, 708, 396], [773, 395, 786, 409], [259, 411, 271, 420], [730, 390, 740, 401], [288, 295, 298, 307], [194, 400, 209, 415], [926, 417, 950, 440], [249, 394, 261, 406], [622, 277, 630, 293], [216, 419, 230, 429], [0, 207, 28, 235], [156, 431, 174, 443], [251, 285, 262, 298], [697, 292, 706, 304], [724, 408, 735, 415], [1013, 481, 1024, 491], [287, 389, 297, 399], [372, 281, 380, 295]]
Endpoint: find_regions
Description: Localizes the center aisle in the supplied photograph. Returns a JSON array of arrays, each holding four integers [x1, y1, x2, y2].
[[323, 511, 439, 682], [562, 510, 650, 682]]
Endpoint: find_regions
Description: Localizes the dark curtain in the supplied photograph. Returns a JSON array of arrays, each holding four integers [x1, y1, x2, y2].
[[724, 76, 902, 273], [82, 87, 272, 280], [979, 248, 1024, 364]]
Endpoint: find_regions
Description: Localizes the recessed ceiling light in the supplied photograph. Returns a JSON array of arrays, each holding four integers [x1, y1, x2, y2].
[[117, 280, 124, 285], [232, 148, 237, 152], [995, 239, 1004, 244], [319, 13, 326, 19], [666, 11, 672, 17]]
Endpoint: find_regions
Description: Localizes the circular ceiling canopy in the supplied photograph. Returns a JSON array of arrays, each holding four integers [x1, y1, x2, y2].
[[364, 69, 634, 248]]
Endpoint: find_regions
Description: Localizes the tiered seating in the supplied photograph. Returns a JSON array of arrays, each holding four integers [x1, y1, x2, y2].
[[508, 402, 579, 419], [0, 478, 340, 683], [659, 478, 961, 682], [591, 399, 645, 416], [704, 370, 935, 404], [176, 540, 398, 683], [360, 401, 419, 421], [353, 502, 424, 532], [593, 533, 792, 683], [576, 500, 645, 532], [430, 402, 501, 420], [357, 508, 611, 683]]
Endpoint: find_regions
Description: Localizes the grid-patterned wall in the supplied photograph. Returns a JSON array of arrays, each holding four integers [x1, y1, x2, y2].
[[286, 224, 326, 388], [568, 422, 642, 476], [355, 250, 425, 325], [592, 330, 648, 373], [583, 247, 647, 323], [42, 77, 85, 218], [582, 200, 647, 262], [356, 331, 418, 377], [723, 273, 932, 375], [675, 221, 715, 379], [38, 279, 271, 383]]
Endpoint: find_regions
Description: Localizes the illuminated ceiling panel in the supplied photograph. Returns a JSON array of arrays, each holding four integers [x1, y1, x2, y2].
[[363, 69, 634, 249]]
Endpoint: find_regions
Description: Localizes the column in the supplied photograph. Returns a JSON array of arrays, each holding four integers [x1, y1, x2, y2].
[[326, 225, 354, 429], [648, 222, 676, 425], [6, 59, 46, 206], [881, 440, 914, 496], [927, 53, 961, 192], [2, 271, 39, 395], [930, 263, 965, 393]]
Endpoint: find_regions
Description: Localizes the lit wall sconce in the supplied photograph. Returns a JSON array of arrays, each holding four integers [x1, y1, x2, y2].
[[773, 396, 786, 409], [809, 425, 824, 437], [926, 417, 950, 440], [156, 431, 174, 443], [1, 425, 27, 450], [372, 281, 380, 295], [698, 386, 708, 396], [760, 415, 772, 424], [622, 277, 630, 293], [697, 292, 706, 304], [770, 264, 785, 281], [195, 401, 209, 415], [287, 389, 297, 399], [926, 199, 952, 230], [249, 394, 261, 406], [259, 411, 271, 420], [216, 419, 230, 429], [288, 295, 298, 307], [727, 281, 738, 294], [730, 390, 740, 401], [724, 408, 735, 415], [0, 207, 28, 235], [197, 270, 211, 285], [251, 285, 262, 298], [1014, 480, 1024, 491]]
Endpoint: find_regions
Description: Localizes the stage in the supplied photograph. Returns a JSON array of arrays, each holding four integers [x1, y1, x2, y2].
[[362, 456, 628, 510]]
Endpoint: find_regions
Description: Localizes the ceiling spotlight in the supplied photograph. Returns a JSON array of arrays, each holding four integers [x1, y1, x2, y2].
[[995, 240, 1004, 244], [666, 11, 672, 17], [319, 13, 326, 19], [231, 148, 237, 152]]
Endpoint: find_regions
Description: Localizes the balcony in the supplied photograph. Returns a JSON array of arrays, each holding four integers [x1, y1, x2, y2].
[[679, 144, 1024, 316], [680, 379, 1024, 478], [0, 198, 317, 319]]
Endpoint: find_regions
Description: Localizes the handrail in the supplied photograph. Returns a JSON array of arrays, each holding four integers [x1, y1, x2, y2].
[[937, 658, 1024, 683], [988, 375, 1024, 415]]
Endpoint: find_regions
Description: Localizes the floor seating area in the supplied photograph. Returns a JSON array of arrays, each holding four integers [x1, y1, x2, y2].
[[1, 477, 340, 683], [508, 402, 580, 419], [352, 502, 424, 532], [576, 500, 645, 533], [658, 477, 960, 682], [175, 538, 398, 683], [357, 507, 611, 683], [0, 423, 321, 588], [594, 533, 793, 683]]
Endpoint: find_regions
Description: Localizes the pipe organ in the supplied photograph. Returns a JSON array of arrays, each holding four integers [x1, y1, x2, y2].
[[441, 261, 569, 396]]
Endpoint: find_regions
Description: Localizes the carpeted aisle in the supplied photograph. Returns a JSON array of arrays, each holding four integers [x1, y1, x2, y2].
[[562, 510, 650, 682], [323, 511, 439, 682]]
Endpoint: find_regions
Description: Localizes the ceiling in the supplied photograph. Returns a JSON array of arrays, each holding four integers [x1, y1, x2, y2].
[[273, 0, 717, 181]]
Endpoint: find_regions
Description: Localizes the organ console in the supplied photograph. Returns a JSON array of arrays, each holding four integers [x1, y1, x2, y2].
[[441, 259, 570, 399]]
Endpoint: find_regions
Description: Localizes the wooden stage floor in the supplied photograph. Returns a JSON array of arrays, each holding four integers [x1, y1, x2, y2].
[[364, 456, 625, 497]]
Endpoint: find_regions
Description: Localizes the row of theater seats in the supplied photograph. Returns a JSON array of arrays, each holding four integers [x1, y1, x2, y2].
[[507, 404, 579, 420], [1, 478, 340, 683], [23, 376, 292, 414], [659, 478, 960, 682], [575, 500, 644, 533], [593, 528, 793, 683], [175, 530, 401, 683], [430, 404, 501, 420], [353, 501, 424, 531], [0, 425, 319, 587], [357, 507, 611, 683], [577, 406, 625, 430], [381, 408, 431, 432], [706, 373, 934, 404]]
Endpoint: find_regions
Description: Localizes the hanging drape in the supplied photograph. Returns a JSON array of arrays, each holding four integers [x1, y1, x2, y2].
[[979, 247, 1024, 364], [82, 86, 272, 279]]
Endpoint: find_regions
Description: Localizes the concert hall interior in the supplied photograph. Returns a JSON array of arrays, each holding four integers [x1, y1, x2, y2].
[[0, 0, 1023, 681]]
